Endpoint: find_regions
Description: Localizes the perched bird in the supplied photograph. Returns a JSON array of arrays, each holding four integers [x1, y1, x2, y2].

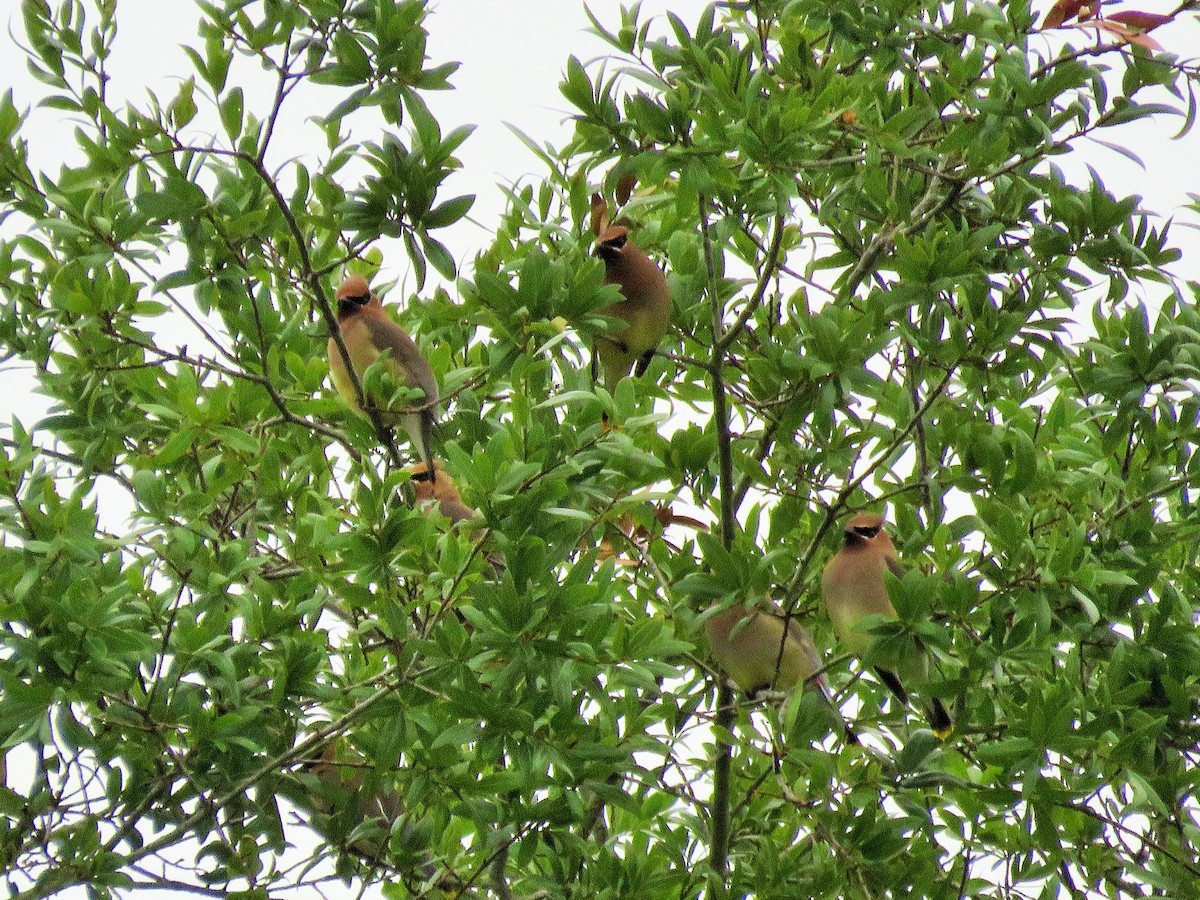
[[290, 742, 476, 894], [296, 740, 499, 897], [303, 743, 404, 832], [327, 275, 438, 475], [590, 196, 671, 394], [705, 600, 856, 742], [821, 513, 953, 738], [409, 460, 504, 575], [408, 461, 478, 526], [292, 743, 417, 868]]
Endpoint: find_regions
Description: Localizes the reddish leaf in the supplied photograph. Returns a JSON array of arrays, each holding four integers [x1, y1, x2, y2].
[[590, 193, 609, 237], [1107, 10, 1173, 31], [1125, 31, 1165, 50], [1042, 0, 1087, 29], [616, 175, 637, 206]]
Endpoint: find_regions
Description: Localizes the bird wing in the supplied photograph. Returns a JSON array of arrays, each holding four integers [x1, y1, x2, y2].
[[363, 317, 438, 409], [781, 613, 837, 695], [434, 498, 480, 526]]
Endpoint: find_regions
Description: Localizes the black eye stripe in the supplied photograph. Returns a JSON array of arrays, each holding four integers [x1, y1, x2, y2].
[[337, 292, 371, 312], [411, 471, 434, 483]]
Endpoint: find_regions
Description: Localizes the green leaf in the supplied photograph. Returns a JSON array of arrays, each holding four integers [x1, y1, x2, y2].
[[423, 194, 474, 230]]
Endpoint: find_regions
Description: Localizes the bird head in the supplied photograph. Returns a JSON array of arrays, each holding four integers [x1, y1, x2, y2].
[[409, 461, 463, 500], [593, 225, 629, 264], [335, 275, 373, 316], [843, 513, 887, 548]]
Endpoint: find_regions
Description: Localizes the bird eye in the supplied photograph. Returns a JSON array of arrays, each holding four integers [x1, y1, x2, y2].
[[411, 471, 433, 483]]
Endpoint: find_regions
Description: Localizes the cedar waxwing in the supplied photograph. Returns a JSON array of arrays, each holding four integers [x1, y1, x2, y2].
[[295, 748, 482, 897], [590, 197, 671, 392], [821, 513, 953, 738], [408, 461, 479, 526], [705, 601, 857, 742], [295, 745, 472, 892], [328, 275, 438, 475], [294, 744, 421, 870], [409, 461, 504, 575]]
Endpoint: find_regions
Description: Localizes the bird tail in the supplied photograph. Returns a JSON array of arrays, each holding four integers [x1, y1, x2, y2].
[[421, 418, 436, 484], [925, 697, 953, 740], [876, 667, 953, 739], [874, 667, 910, 705], [403, 412, 437, 484], [809, 676, 859, 745], [633, 348, 656, 377]]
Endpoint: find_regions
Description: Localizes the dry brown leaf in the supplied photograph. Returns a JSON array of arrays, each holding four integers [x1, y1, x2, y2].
[[616, 175, 637, 206], [1042, 0, 1088, 29], [590, 193, 609, 237]]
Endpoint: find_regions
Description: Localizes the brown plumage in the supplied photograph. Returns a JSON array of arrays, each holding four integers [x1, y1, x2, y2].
[[592, 224, 671, 391], [820, 513, 953, 738], [706, 603, 824, 694], [408, 461, 504, 575], [705, 600, 856, 742], [293, 744, 413, 867], [327, 275, 438, 475], [304, 743, 405, 825], [407, 461, 479, 526], [292, 743, 472, 890]]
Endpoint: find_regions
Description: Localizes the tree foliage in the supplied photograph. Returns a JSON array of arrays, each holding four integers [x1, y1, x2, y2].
[[2, 0, 1200, 898]]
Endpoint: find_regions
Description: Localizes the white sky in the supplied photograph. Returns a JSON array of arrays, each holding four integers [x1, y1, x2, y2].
[[2, 1, 1199, 897], [2, 0, 1199, 429]]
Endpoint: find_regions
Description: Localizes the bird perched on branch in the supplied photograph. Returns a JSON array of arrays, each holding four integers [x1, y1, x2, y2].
[[705, 600, 857, 743], [409, 460, 504, 576], [821, 513, 953, 738], [408, 461, 479, 526], [327, 274, 438, 476], [590, 194, 671, 398], [288, 741, 480, 897], [299, 743, 405, 854]]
